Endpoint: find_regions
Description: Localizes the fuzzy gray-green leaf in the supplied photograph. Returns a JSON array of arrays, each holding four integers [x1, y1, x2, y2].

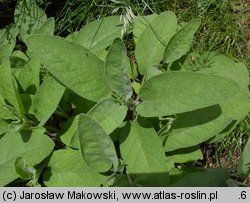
[[14, 157, 36, 180], [36, 17, 55, 35], [163, 19, 201, 64], [105, 38, 133, 101], [87, 98, 127, 134], [238, 138, 250, 178], [72, 16, 123, 59], [43, 149, 107, 186], [133, 14, 158, 45], [0, 58, 24, 114], [120, 122, 169, 186], [137, 72, 239, 117], [171, 168, 230, 186], [0, 119, 9, 135], [0, 129, 54, 186], [17, 58, 40, 94], [135, 11, 177, 74], [26, 35, 111, 102], [78, 114, 118, 173], [31, 74, 65, 126], [14, 0, 47, 37], [166, 146, 203, 168], [160, 105, 231, 152]]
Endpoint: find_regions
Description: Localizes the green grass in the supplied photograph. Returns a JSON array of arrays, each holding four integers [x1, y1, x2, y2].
[[40, 0, 168, 35], [41, 0, 249, 67]]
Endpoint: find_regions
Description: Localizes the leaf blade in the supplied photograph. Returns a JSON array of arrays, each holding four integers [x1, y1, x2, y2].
[[0, 58, 24, 114], [43, 149, 106, 186], [163, 19, 201, 64], [31, 74, 65, 126], [137, 72, 240, 117], [72, 16, 123, 60], [26, 35, 111, 102], [160, 105, 231, 152], [105, 38, 133, 101], [14, 0, 47, 38], [120, 122, 169, 186], [171, 168, 230, 186], [78, 114, 118, 173], [135, 11, 177, 74], [87, 98, 127, 134], [0, 129, 54, 186]]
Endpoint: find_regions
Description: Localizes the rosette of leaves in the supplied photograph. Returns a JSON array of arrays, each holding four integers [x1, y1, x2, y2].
[[0, 0, 249, 186]]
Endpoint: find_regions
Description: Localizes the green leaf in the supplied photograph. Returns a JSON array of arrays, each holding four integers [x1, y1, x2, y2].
[[78, 114, 118, 173], [0, 129, 54, 186], [197, 54, 249, 93], [145, 64, 164, 81], [17, 58, 40, 94], [0, 25, 19, 60], [137, 115, 160, 132], [14, 0, 47, 38], [107, 174, 134, 187], [31, 74, 65, 126], [135, 11, 177, 74], [60, 98, 127, 148], [171, 168, 230, 186], [9, 56, 26, 77], [131, 81, 141, 95], [14, 157, 36, 180], [72, 16, 123, 59], [0, 58, 24, 114], [8, 118, 27, 134], [26, 35, 111, 102], [43, 149, 106, 186], [0, 119, 9, 135], [165, 146, 203, 168], [137, 72, 239, 117], [65, 31, 79, 42], [183, 53, 250, 121], [160, 105, 231, 152], [133, 14, 158, 45], [35, 17, 55, 35], [105, 38, 133, 101], [11, 50, 29, 62], [87, 98, 127, 134], [59, 116, 79, 149], [219, 92, 250, 120], [120, 122, 169, 186], [195, 54, 250, 120], [238, 138, 250, 178], [0, 93, 16, 119], [19, 94, 34, 114], [110, 121, 129, 143], [163, 19, 201, 64], [61, 89, 95, 115], [207, 121, 238, 144]]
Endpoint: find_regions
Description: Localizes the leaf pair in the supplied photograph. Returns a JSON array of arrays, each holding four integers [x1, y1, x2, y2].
[[57, 98, 127, 180], [137, 71, 239, 117], [135, 11, 200, 74], [45, 111, 122, 186], [48, 119, 170, 186]]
